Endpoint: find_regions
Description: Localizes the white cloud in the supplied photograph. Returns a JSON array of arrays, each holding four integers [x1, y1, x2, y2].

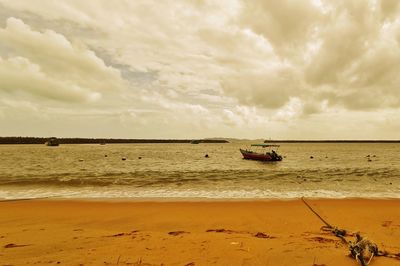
[[1, 0, 400, 139], [0, 56, 100, 102], [0, 17, 125, 102], [274, 98, 305, 121]]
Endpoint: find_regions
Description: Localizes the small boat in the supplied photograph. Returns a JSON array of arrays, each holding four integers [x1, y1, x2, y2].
[[240, 144, 282, 161], [45, 137, 59, 146]]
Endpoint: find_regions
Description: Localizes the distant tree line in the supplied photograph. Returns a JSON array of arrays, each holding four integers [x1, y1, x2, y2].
[[0, 137, 229, 145], [264, 140, 400, 143]]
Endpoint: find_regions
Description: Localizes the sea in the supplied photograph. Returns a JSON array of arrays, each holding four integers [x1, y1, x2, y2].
[[0, 142, 399, 200]]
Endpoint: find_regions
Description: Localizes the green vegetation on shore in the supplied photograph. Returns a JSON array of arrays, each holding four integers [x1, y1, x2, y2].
[[0, 137, 229, 145]]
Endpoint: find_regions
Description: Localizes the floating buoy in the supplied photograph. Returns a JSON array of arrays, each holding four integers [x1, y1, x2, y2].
[[138, 157, 142, 159], [122, 157, 126, 161], [310, 156, 314, 159], [205, 154, 209, 158], [104, 155, 108, 157]]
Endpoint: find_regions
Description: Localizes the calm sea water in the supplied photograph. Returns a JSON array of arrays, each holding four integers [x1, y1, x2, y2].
[[0, 142, 399, 199]]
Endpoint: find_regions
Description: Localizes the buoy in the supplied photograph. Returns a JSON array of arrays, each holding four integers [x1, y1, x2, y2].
[[138, 157, 142, 159], [310, 156, 314, 159], [205, 154, 209, 158], [122, 157, 126, 161], [104, 155, 108, 157]]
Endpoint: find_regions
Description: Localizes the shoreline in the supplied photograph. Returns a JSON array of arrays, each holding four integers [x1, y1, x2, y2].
[[1, 196, 400, 202], [1, 198, 399, 265]]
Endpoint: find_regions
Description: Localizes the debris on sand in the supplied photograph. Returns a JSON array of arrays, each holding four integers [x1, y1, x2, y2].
[[254, 232, 273, 239], [4, 243, 30, 248], [168, 231, 189, 236]]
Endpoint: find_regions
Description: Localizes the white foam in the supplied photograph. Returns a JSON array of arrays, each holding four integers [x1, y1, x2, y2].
[[1, 186, 400, 200]]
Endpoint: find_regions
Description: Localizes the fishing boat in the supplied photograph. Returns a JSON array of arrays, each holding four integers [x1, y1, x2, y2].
[[45, 137, 59, 146], [240, 144, 282, 161]]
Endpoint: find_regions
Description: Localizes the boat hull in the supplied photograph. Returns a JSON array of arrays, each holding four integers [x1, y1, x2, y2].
[[239, 149, 282, 161]]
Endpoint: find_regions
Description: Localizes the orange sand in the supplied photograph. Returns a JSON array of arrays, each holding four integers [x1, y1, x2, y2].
[[0, 199, 399, 265]]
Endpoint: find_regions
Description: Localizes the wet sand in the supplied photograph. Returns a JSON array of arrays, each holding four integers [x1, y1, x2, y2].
[[0, 199, 399, 265]]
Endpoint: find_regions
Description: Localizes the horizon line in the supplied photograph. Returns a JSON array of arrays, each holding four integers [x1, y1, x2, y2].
[[1, 136, 400, 143]]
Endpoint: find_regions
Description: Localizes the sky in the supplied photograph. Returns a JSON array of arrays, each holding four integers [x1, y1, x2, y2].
[[1, 0, 400, 139]]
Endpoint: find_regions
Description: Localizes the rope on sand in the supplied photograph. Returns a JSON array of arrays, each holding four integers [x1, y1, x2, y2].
[[301, 197, 399, 265], [301, 197, 348, 242]]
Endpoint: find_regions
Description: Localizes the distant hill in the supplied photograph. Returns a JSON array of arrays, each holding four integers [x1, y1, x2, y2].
[[0, 137, 229, 145]]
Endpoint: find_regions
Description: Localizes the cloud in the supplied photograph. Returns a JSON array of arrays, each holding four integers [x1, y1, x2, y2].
[[380, 0, 400, 20], [221, 67, 302, 110], [1, 1, 400, 139], [0, 17, 124, 102], [240, 0, 323, 56], [236, 0, 400, 112], [304, 1, 400, 110], [0, 56, 100, 102]]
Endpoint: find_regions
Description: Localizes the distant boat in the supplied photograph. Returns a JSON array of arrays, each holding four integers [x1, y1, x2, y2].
[[190, 140, 201, 144], [45, 137, 59, 146], [240, 144, 282, 161]]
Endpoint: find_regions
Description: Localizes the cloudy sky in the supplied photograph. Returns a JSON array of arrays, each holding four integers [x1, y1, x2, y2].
[[1, 0, 400, 139]]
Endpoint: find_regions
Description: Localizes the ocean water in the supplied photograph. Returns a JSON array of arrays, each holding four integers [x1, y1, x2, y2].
[[0, 142, 399, 199]]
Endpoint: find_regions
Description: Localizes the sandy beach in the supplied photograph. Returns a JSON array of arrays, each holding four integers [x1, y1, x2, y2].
[[0, 199, 399, 265]]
